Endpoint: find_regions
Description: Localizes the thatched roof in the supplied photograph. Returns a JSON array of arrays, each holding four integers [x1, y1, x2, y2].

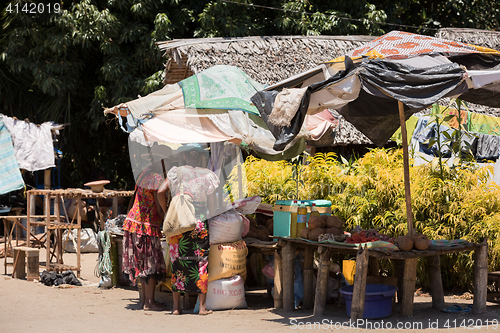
[[157, 35, 375, 86], [436, 28, 500, 51], [157, 35, 376, 145]]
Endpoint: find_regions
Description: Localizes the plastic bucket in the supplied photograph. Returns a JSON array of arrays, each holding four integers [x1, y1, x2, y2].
[[342, 260, 356, 285], [339, 284, 397, 319]]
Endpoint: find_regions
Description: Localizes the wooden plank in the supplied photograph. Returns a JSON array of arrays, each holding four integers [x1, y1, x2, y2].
[[400, 258, 418, 316], [273, 250, 283, 309], [427, 255, 445, 310], [313, 246, 330, 316], [473, 239, 488, 314], [303, 245, 314, 309], [44, 169, 51, 190], [282, 241, 295, 311], [27, 251, 39, 282], [398, 100, 414, 237], [350, 245, 369, 321], [13, 248, 25, 279]]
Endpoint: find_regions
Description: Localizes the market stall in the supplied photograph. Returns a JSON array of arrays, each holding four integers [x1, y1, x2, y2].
[[250, 30, 500, 317]]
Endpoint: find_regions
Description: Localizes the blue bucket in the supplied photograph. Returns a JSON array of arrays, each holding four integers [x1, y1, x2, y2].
[[339, 284, 397, 319]]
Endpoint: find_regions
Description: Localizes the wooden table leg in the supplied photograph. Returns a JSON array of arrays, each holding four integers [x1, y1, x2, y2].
[[400, 258, 417, 316], [282, 240, 295, 311], [273, 249, 283, 309], [473, 239, 488, 314], [427, 255, 445, 310], [350, 245, 369, 321], [313, 246, 330, 316], [303, 246, 314, 309]]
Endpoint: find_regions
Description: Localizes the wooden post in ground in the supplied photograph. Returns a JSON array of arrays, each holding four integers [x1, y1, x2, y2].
[[282, 241, 295, 311], [313, 246, 330, 316], [398, 101, 414, 237], [273, 249, 283, 309], [400, 258, 418, 316], [303, 246, 314, 309], [473, 239, 488, 314], [427, 255, 445, 310], [350, 245, 369, 321]]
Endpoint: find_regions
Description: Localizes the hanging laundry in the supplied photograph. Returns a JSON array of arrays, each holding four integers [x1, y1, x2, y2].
[[2, 116, 56, 172], [0, 115, 25, 195]]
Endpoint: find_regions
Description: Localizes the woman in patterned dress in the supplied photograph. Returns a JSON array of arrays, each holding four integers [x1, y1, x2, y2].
[[122, 145, 172, 311], [158, 143, 219, 315]]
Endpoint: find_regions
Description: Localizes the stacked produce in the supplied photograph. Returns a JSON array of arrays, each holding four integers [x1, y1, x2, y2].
[[395, 233, 429, 251], [300, 215, 346, 242], [344, 225, 394, 244], [245, 214, 273, 241]]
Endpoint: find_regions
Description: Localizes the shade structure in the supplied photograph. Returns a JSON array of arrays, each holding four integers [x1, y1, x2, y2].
[[105, 65, 338, 159], [251, 30, 500, 235]]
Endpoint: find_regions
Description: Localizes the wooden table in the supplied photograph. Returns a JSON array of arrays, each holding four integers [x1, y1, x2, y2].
[[274, 237, 488, 319], [26, 188, 133, 277]]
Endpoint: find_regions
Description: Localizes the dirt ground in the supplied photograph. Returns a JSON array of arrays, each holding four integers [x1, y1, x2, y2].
[[0, 250, 499, 333]]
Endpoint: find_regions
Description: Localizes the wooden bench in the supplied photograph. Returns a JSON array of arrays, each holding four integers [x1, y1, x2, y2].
[[12, 246, 40, 281]]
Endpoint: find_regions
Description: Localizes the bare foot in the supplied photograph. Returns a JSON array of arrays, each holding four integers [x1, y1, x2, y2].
[[144, 303, 167, 311], [199, 310, 213, 315], [172, 309, 183, 315]]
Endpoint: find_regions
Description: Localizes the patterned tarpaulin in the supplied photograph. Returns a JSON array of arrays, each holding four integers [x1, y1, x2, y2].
[[179, 65, 265, 115], [343, 30, 500, 60]]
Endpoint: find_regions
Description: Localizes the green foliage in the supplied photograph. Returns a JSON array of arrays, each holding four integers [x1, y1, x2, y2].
[[244, 150, 500, 291]]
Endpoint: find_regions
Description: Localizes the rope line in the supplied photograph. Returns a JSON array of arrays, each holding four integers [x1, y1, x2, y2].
[[220, 0, 439, 32]]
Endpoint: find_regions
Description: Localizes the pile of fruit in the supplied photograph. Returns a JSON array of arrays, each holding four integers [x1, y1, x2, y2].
[[300, 215, 345, 241], [394, 233, 429, 251], [344, 226, 394, 244]]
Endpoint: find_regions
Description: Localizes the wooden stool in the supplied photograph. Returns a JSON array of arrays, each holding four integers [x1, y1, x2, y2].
[[12, 246, 40, 281]]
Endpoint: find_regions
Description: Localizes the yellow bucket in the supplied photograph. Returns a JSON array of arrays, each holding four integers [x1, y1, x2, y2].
[[343, 260, 356, 285]]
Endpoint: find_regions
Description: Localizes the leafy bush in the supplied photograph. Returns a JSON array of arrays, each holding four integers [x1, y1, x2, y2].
[[244, 149, 500, 291]]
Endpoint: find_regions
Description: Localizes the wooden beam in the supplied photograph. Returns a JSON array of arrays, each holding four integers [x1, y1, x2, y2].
[[273, 250, 283, 309], [398, 101, 414, 237], [427, 255, 445, 310], [313, 246, 330, 316], [350, 245, 369, 321], [400, 258, 418, 316], [473, 239, 488, 314]]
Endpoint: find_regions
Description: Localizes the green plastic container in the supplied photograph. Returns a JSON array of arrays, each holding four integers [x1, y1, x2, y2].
[[273, 200, 332, 238]]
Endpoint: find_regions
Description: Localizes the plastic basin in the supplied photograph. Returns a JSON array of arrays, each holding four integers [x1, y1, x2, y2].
[[339, 284, 397, 319]]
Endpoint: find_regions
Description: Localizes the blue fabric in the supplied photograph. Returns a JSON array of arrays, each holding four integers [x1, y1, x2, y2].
[[0, 115, 24, 195]]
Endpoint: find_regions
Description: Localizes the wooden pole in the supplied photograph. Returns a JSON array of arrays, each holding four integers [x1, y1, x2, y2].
[[427, 255, 445, 310], [400, 258, 418, 316], [303, 246, 314, 309], [398, 101, 414, 237], [273, 250, 283, 309], [350, 245, 369, 321], [313, 246, 330, 316], [473, 238, 488, 314], [282, 241, 295, 311]]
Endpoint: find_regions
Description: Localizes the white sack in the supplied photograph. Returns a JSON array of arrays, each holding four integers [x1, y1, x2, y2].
[[63, 228, 99, 253], [208, 209, 243, 244], [206, 275, 248, 311]]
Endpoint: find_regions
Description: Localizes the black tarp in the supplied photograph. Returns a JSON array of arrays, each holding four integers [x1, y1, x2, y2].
[[252, 57, 470, 149]]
